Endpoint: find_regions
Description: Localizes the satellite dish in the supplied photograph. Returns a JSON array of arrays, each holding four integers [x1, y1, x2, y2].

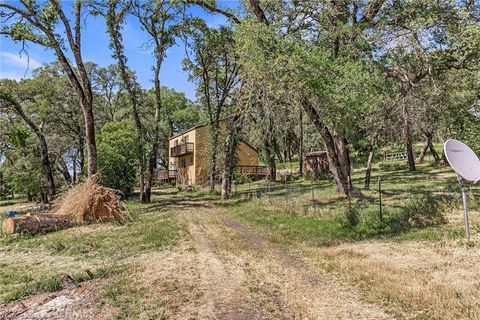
[[444, 139, 480, 241], [444, 139, 480, 184]]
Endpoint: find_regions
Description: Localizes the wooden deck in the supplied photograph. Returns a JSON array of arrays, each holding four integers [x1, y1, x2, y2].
[[236, 165, 268, 177], [156, 165, 268, 184], [156, 169, 178, 180]]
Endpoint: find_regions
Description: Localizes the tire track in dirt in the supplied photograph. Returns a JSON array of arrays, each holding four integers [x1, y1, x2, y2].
[[183, 210, 275, 319], [123, 199, 277, 319], [222, 216, 392, 319], [167, 198, 392, 319]]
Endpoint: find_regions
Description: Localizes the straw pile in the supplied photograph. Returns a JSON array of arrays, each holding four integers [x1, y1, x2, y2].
[[2, 175, 130, 234], [54, 174, 131, 223]]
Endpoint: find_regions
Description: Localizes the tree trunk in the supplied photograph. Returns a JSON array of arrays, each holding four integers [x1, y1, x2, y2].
[[78, 135, 85, 176], [209, 127, 220, 193], [265, 117, 277, 181], [364, 147, 374, 190], [334, 132, 352, 192], [426, 132, 440, 164], [221, 116, 240, 200], [402, 104, 416, 171], [2, 215, 71, 234], [145, 58, 163, 203], [278, 149, 285, 164], [44, 7, 97, 177], [72, 152, 77, 183], [82, 101, 97, 176], [1, 92, 56, 201], [416, 141, 429, 164], [301, 98, 350, 195], [106, 6, 146, 201], [57, 158, 72, 184], [38, 135, 56, 201], [265, 141, 277, 182]]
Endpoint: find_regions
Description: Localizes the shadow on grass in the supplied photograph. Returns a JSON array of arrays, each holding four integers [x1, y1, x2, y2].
[[231, 190, 463, 247]]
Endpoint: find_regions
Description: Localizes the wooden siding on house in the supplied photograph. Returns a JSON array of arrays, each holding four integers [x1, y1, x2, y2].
[[194, 125, 210, 185], [167, 123, 262, 186], [236, 142, 260, 166], [168, 129, 196, 185]]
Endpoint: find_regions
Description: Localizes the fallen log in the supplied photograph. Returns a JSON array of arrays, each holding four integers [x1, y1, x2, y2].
[[2, 214, 71, 235]]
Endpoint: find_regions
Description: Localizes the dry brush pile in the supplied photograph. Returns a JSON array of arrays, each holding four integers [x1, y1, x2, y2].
[[2, 175, 130, 234]]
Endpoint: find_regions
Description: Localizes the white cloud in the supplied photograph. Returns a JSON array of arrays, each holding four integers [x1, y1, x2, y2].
[[0, 51, 41, 70]]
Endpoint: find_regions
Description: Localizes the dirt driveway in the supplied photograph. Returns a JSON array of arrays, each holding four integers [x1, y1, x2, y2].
[[1, 196, 392, 319], [162, 202, 391, 319]]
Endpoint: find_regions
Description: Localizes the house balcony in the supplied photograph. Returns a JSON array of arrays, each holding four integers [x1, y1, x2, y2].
[[170, 142, 194, 157], [156, 169, 178, 180]]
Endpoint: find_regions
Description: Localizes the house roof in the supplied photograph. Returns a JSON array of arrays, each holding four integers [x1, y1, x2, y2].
[[240, 140, 259, 154], [169, 124, 207, 140], [169, 123, 260, 155]]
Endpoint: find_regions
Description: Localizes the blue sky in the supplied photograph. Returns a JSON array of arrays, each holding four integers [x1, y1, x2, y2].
[[0, 2, 238, 101]]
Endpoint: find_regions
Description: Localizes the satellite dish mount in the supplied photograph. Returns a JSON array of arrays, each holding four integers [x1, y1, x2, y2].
[[444, 139, 480, 241]]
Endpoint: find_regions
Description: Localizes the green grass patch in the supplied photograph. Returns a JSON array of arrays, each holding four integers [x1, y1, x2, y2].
[[217, 163, 475, 246], [1, 208, 178, 258], [0, 197, 180, 303]]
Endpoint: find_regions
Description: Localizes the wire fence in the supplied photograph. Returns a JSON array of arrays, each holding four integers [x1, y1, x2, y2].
[[228, 171, 480, 215]]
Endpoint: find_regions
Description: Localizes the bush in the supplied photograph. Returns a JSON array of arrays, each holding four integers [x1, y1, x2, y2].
[[402, 192, 446, 227], [339, 193, 447, 238], [342, 200, 368, 227], [233, 170, 250, 184], [97, 122, 137, 198]]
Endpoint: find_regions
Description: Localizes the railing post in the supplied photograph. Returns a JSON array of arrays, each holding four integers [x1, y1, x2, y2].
[[378, 176, 383, 222]]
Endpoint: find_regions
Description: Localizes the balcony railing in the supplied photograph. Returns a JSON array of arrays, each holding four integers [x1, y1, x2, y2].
[[236, 165, 268, 176], [156, 169, 178, 180], [170, 142, 194, 157]]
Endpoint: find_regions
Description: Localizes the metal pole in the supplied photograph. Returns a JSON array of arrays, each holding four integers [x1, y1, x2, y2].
[[311, 176, 314, 203], [348, 175, 352, 212], [458, 176, 470, 241], [378, 176, 383, 222]]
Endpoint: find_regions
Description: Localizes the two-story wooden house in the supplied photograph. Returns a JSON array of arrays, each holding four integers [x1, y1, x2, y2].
[[157, 124, 267, 186]]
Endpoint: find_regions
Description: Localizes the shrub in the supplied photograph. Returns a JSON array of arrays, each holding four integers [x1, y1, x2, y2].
[[233, 170, 250, 184], [97, 122, 137, 198], [342, 200, 367, 227], [402, 192, 446, 227]]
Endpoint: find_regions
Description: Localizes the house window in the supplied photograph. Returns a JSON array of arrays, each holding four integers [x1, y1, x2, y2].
[[174, 140, 178, 146], [181, 159, 187, 168], [184, 135, 188, 143]]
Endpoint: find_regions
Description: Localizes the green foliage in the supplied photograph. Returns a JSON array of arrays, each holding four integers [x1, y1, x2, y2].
[[402, 193, 447, 227], [232, 170, 250, 184], [5, 127, 32, 148], [342, 200, 363, 227], [97, 121, 137, 198]]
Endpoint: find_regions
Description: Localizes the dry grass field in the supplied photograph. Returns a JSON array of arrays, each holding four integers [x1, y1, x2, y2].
[[1, 162, 479, 319]]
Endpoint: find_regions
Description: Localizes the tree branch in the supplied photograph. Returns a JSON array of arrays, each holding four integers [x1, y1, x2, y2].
[[185, 0, 240, 24]]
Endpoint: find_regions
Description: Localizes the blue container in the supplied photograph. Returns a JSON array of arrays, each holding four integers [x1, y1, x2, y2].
[[5, 210, 18, 218]]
